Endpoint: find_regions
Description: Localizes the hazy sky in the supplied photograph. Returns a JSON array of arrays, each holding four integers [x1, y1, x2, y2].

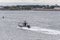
[[0, 0, 60, 5]]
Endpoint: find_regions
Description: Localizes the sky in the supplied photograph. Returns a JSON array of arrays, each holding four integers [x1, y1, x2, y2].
[[0, 0, 60, 5]]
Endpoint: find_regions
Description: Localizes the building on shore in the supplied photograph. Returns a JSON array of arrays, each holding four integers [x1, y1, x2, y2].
[[54, 7, 60, 9]]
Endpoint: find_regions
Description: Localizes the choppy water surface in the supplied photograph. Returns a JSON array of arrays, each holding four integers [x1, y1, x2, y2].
[[0, 11, 60, 40]]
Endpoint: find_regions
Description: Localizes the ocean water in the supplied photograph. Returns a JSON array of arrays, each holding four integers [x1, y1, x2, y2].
[[0, 10, 60, 40]]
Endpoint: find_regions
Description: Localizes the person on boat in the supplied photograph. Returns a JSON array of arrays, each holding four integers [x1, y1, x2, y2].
[[18, 21, 30, 28], [23, 21, 30, 28], [23, 21, 27, 27]]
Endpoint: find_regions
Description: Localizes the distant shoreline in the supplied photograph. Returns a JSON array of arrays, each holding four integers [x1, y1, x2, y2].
[[0, 9, 60, 11], [0, 4, 60, 11], [32, 9, 60, 11]]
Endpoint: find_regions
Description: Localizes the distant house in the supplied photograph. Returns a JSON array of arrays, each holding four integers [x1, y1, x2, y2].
[[32, 7, 44, 10], [54, 7, 60, 9]]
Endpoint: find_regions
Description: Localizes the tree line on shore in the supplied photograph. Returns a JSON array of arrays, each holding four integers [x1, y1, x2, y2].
[[1, 4, 60, 10]]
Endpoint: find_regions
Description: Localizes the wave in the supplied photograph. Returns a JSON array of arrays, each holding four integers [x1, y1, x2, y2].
[[17, 26, 60, 35]]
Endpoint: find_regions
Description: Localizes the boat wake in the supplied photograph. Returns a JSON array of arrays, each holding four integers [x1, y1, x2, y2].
[[17, 26, 60, 35]]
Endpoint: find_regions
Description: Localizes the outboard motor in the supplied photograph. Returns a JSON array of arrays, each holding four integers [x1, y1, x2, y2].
[[27, 25, 30, 28]]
